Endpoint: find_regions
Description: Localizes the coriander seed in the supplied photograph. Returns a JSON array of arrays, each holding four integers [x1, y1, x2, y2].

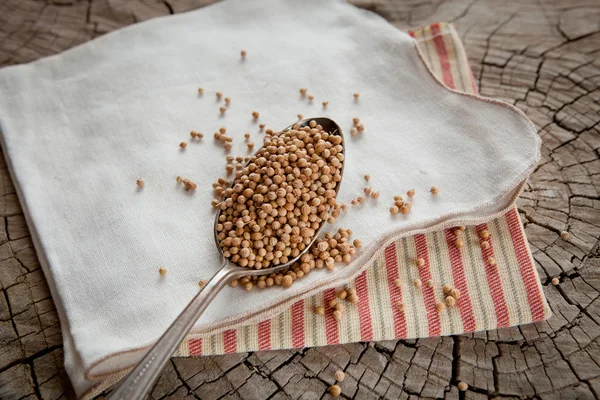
[[352, 117, 360, 126], [455, 239, 464, 249], [414, 278, 422, 288], [481, 241, 490, 249], [198, 88, 204, 95], [560, 231, 569, 240], [216, 92, 222, 100], [364, 174, 370, 181], [394, 278, 402, 287], [252, 111, 259, 119], [443, 284, 452, 294], [159, 267, 167, 276], [435, 301, 446, 312], [180, 142, 187, 149], [240, 49, 247, 58], [353, 93, 360, 99], [329, 384, 342, 397], [247, 142, 254, 150], [450, 288, 461, 300], [136, 178, 145, 188], [315, 306, 325, 315], [488, 257, 496, 266], [407, 189, 415, 198], [430, 186, 439, 195], [458, 382, 468, 391], [220, 106, 226, 114], [282, 275, 293, 288], [176, 176, 183, 183], [322, 101, 328, 108], [350, 128, 358, 136], [552, 277, 559, 285], [300, 88, 307, 96], [335, 370, 345, 382], [356, 123, 364, 132], [480, 229, 490, 239], [347, 294, 358, 303], [307, 95, 314, 101], [224, 97, 231, 105], [198, 280, 207, 287], [426, 279, 433, 287], [371, 191, 380, 199], [338, 290, 348, 299], [390, 206, 399, 215], [445, 296, 456, 307], [416, 258, 425, 267]]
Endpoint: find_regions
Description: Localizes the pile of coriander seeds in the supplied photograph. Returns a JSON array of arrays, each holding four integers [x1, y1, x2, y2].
[[215, 120, 352, 288]]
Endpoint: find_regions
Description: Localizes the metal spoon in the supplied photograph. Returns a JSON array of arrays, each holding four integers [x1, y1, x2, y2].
[[108, 117, 344, 399]]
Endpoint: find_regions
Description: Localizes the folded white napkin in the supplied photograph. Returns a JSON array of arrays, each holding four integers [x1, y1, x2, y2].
[[0, 0, 539, 396]]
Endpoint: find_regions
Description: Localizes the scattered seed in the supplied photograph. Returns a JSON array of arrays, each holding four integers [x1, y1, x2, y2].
[[450, 288, 461, 299], [300, 88, 307, 96], [282, 275, 293, 288], [445, 296, 457, 307], [176, 176, 183, 184], [455, 239, 464, 249], [488, 257, 496, 266], [560, 231, 569, 240], [353, 239, 362, 248], [459, 226, 466, 231], [356, 123, 364, 132], [329, 299, 338, 309], [307, 95, 314, 101], [322, 101, 328, 108], [198, 280, 207, 287], [197, 88, 204, 95], [394, 278, 402, 287], [436, 301, 446, 312], [347, 294, 358, 303], [407, 189, 415, 198], [240, 49, 247, 58], [394, 195, 403, 201], [396, 301, 405, 312], [252, 111, 259, 119], [335, 370, 345, 382], [364, 187, 371, 195], [443, 284, 453, 295], [481, 241, 489, 249], [244, 133, 250, 141], [350, 128, 358, 136], [315, 306, 325, 315], [480, 229, 490, 239], [414, 278, 422, 288], [430, 186, 439, 195], [247, 142, 254, 150], [333, 310, 343, 321], [136, 178, 145, 188], [458, 382, 468, 391], [352, 117, 360, 126], [229, 279, 239, 287], [390, 206, 399, 215], [297, 113, 303, 120], [400, 203, 411, 215], [426, 279, 434, 287], [216, 92, 222, 100], [338, 290, 348, 300], [159, 267, 167, 276], [329, 384, 342, 397], [179, 142, 187, 149], [220, 106, 226, 114], [416, 258, 425, 267], [364, 174, 370, 181], [552, 277, 560, 285], [371, 192, 380, 199], [334, 303, 344, 312], [353, 93, 360, 100]]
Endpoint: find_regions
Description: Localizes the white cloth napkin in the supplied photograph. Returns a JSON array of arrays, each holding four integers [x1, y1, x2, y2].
[[0, 0, 539, 396]]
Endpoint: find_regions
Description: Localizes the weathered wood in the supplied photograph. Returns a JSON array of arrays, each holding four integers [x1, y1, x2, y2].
[[0, 0, 598, 398]]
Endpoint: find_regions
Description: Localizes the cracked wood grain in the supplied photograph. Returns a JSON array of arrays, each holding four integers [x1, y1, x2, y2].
[[0, 0, 599, 399]]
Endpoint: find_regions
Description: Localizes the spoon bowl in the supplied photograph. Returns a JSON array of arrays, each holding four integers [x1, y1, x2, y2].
[[108, 117, 344, 400]]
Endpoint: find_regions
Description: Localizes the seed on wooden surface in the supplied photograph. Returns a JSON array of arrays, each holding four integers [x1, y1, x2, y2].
[[252, 111, 259, 119], [481, 241, 489, 249], [247, 142, 254, 150], [307, 95, 314, 101], [458, 382, 468, 391], [300, 88, 307, 96], [220, 106, 226, 114], [198, 280, 207, 287], [347, 294, 358, 303], [338, 289, 348, 299], [159, 267, 167, 276], [322, 101, 328, 108], [426, 279, 434, 287], [443, 284, 452, 295], [371, 191, 380, 199], [445, 296, 457, 307], [315, 306, 325, 315], [450, 288, 461, 299], [353, 239, 362, 248], [329, 385, 341, 397], [435, 301, 446, 312], [480, 229, 490, 239], [333, 310, 343, 321], [407, 189, 415, 198], [390, 206, 399, 215], [240, 49, 247, 58], [297, 113, 303, 120], [394, 278, 402, 287], [197, 88, 204, 95], [335, 370, 345, 382], [356, 123, 364, 132], [136, 178, 144, 188], [455, 239, 464, 249], [414, 278, 422, 288], [488, 257, 496, 266], [216, 92, 222, 100], [179, 142, 187, 149], [224, 97, 231, 105], [560, 231, 569, 240], [396, 301, 405, 312], [416, 258, 425, 267], [176, 176, 183, 184], [353, 93, 360, 100], [430, 186, 439, 195], [352, 117, 360, 126], [282, 275, 293, 288], [552, 277, 560, 285], [364, 174, 370, 181], [350, 128, 358, 136]]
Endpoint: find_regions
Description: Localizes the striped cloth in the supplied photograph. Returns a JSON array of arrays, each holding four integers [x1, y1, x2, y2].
[[175, 22, 550, 357]]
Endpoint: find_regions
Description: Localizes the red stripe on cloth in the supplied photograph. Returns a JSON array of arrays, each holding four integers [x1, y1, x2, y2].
[[257, 320, 271, 351], [506, 209, 546, 321], [384, 243, 408, 338], [444, 229, 476, 332], [291, 300, 305, 348], [324, 288, 339, 345], [414, 234, 441, 336], [189, 338, 202, 356], [355, 271, 373, 341], [430, 23, 455, 88], [223, 329, 237, 354], [476, 224, 510, 328]]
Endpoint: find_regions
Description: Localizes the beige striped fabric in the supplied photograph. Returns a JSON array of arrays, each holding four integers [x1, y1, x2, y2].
[[175, 22, 551, 358]]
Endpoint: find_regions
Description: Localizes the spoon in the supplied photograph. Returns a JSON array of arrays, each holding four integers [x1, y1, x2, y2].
[[108, 117, 344, 399]]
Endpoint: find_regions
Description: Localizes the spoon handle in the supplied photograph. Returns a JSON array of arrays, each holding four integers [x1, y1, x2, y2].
[[107, 261, 238, 400]]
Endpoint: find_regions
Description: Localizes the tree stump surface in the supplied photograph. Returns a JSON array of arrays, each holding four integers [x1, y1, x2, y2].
[[0, 1, 598, 399]]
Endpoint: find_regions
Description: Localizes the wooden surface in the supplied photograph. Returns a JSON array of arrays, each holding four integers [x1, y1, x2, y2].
[[0, 0, 599, 399]]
